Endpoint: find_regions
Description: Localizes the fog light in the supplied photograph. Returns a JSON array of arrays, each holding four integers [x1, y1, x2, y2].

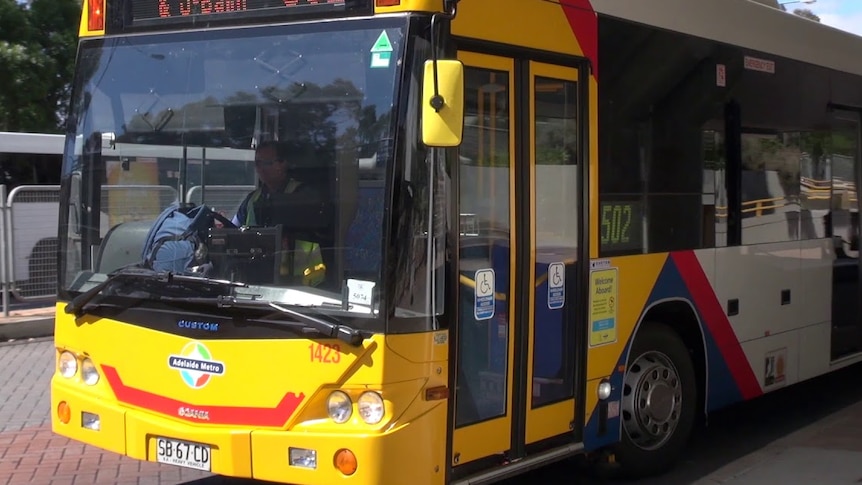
[[82, 411, 100, 431], [598, 380, 612, 400], [289, 447, 317, 469], [57, 401, 71, 424]]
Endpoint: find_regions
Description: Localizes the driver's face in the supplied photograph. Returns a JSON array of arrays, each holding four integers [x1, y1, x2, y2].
[[255, 146, 288, 190]]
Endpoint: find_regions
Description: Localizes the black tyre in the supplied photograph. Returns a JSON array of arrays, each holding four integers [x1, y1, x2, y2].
[[613, 321, 697, 478]]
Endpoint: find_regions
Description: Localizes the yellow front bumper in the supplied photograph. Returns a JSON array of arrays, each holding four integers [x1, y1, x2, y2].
[[51, 378, 447, 485]]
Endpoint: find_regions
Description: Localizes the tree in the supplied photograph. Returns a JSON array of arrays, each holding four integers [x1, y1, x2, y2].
[[792, 8, 821, 22], [769, 1, 822, 22], [0, 0, 80, 133]]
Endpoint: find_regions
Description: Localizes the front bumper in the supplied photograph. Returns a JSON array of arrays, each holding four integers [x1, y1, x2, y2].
[[51, 377, 446, 485]]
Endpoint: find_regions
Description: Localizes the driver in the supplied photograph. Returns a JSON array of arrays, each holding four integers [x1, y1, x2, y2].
[[231, 141, 326, 286]]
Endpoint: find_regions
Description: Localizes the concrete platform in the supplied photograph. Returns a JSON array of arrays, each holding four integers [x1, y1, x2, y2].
[[695, 380, 862, 485], [0, 305, 55, 343], [714, 447, 862, 484]]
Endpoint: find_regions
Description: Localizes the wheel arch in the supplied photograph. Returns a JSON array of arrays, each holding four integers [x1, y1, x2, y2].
[[628, 298, 709, 419]]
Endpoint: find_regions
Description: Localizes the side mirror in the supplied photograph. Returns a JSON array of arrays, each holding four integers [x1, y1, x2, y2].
[[422, 59, 464, 147]]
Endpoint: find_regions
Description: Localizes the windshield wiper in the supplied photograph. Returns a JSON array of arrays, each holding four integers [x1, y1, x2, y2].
[[64, 267, 247, 317], [214, 296, 367, 346]]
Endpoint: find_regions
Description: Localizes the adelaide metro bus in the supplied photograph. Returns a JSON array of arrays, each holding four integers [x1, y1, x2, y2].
[[51, 0, 862, 483]]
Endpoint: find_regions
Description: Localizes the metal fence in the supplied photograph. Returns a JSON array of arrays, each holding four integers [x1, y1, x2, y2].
[[1, 185, 61, 310], [0, 184, 254, 316]]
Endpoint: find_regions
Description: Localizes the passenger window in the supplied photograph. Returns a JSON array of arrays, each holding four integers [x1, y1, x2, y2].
[[740, 132, 801, 245]]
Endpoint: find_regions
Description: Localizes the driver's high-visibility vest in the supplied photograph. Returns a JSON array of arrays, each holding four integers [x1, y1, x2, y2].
[[243, 180, 325, 287]]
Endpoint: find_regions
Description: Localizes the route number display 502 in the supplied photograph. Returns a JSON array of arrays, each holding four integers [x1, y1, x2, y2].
[[599, 200, 642, 252]]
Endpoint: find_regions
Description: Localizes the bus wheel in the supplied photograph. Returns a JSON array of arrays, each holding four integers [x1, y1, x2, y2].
[[614, 322, 696, 478]]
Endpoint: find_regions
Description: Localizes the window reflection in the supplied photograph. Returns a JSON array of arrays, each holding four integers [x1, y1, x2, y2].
[[703, 129, 727, 247], [829, 120, 859, 256], [740, 132, 835, 245]]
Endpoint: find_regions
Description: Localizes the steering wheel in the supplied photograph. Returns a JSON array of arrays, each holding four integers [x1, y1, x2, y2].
[[209, 208, 238, 229]]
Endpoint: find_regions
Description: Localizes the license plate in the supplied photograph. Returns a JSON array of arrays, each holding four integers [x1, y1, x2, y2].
[[155, 437, 211, 471]]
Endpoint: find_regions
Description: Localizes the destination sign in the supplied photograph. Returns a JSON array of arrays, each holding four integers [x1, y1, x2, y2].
[[128, 0, 357, 23]]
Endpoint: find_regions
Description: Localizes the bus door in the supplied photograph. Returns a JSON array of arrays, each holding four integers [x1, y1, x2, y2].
[[522, 62, 582, 446], [452, 52, 517, 468], [830, 109, 862, 359], [451, 52, 586, 472]]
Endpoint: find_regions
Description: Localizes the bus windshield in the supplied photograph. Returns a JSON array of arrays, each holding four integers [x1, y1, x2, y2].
[[60, 18, 404, 317]]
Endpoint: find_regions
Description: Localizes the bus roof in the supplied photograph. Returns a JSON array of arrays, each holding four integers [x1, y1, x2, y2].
[[0, 131, 64, 155], [591, 0, 862, 77]]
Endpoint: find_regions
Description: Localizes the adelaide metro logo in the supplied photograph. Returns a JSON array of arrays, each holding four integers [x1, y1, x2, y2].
[[168, 341, 225, 389]]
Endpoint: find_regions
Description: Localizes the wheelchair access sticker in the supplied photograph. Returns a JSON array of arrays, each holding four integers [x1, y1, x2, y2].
[[474, 268, 495, 321], [548, 262, 565, 310]]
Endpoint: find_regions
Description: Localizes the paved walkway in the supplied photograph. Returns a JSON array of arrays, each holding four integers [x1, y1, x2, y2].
[[0, 338, 212, 484], [695, 370, 862, 485]]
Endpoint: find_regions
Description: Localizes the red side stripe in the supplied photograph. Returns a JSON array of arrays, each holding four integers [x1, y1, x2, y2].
[[102, 366, 305, 427], [670, 252, 763, 399], [560, 0, 599, 79]]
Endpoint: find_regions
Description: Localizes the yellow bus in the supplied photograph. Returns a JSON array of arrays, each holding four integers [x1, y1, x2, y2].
[[51, 0, 862, 483]]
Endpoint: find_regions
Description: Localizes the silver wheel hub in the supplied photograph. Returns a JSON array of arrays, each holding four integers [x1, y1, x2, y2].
[[621, 350, 683, 451]]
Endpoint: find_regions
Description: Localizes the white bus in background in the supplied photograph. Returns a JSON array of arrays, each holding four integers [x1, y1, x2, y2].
[[0, 131, 64, 298], [0, 131, 64, 178]]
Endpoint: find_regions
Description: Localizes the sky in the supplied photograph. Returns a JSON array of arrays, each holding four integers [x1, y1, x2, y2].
[[805, 0, 862, 36]]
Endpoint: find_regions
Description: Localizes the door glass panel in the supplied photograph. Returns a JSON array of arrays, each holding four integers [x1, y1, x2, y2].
[[531, 76, 578, 408], [456, 67, 511, 427]]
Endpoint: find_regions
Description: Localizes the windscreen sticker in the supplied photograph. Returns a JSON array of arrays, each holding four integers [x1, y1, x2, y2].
[[370, 30, 393, 69], [347, 279, 376, 306]]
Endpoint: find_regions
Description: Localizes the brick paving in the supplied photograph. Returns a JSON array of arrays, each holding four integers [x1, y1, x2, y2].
[[0, 339, 53, 433], [0, 425, 211, 485], [0, 338, 212, 484]]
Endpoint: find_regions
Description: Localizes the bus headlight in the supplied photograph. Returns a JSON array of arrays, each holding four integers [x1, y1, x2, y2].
[[326, 391, 352, 424], [81, 358, 100, 386], [58, 351, 77, 378], [357, 391, 384, 425]]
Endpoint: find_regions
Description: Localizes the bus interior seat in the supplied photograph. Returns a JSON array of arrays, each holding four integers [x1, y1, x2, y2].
[[95, 220, 153, 273]]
